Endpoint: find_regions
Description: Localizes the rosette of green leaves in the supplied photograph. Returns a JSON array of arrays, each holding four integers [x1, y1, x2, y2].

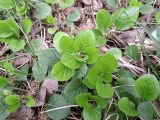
[[51, 30, 100, 81], [87, 53, 118, 98], [76, 93, 107, 120]]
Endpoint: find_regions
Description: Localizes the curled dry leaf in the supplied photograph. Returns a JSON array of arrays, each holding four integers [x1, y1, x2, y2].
[[82, 0, 91, 5]]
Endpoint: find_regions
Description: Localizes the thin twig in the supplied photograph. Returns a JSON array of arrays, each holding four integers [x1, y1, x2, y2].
[[40, 105, 78, 114]]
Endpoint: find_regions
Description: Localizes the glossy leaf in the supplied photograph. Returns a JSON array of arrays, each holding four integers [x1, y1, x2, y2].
[[96, 54, 118, 73], [26, 96, 36, 107], [93, 29, 106, 47], [118, 97, 138, 116], [47, 15, 56, 25], [51, 62, 75, 81], [35, 2, 52, 20], [83, 47, 99, 64], [4, 95, 21, 112], [76, 93, 92, 107], [9, 39, 26, 52], [22, 18, 32, 34], [96, 9, 112, 33], [125, 45, 140, 60], [53, 32, 70, 52], [61, 53, 81, 69], [135, 74, 160, 101], [87, 66, 112, 87], [67, 9, 81, 22], [75, 30, 95, 50], [96, 81, 114, 98], [107, 48, 122, 60], [83, 104, 102, 120], [114, 7, 139, 30], [59, 36, 78, 53]]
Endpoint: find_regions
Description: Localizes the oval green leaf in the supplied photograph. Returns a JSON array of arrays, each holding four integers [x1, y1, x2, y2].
[[135, 74, 160, 101], [118, 97, 138, 116], [51, 61, 75, 81]]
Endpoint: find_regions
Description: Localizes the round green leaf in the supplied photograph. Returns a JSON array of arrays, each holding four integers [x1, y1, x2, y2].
[[0, 76, 8, 88], [25, 96, 36, 107], [83, 104, 102, 120], [156, 11, 160, 24], [47, 15, 56, 25], [48, 27, 57, 34], [135, 74, 160, 101], [114, 7, 139, 30], [137, 102, 154, 120], [51, 61, 75, 81], [96, 81, 114, 98], [64, 79, 88, 103], [125, 45, 140, 60], [96, 9, 112, 33], [75, 30, 95, 50], [140, 4, 154, 14], [35, 2, 52, 20], [4, 95, 21, 112], [67, 9, 81, 22], [9, 39, 26, 52], [107, 48, 122, 60], [76, 93, 92, 107], [47, 94, 70, 120], [22, 18, 32, 34], [59, 0, 74, 9], [59, 36, 78, 53], [96, 54, 118, 73], [53, 32, 70, 52], [118, 97, 138, 116]]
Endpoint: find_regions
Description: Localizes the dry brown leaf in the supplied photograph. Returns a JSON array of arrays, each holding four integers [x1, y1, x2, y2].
[[8, 105, 35, 120], [82, 0, 91, 5], [13, 56, 30, 67], [79, 18, 95, 30], [93, 0, 103, 11], [36, 78, 58, 107]]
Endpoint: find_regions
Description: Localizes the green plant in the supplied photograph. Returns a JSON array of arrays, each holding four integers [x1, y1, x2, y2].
[[0, 75, 35, 114], [47, 3, 160, 118]]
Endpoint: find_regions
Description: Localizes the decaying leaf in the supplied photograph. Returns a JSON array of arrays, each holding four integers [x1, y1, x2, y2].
[[36, 78, 58, 106], [82, 0, 91, 5]]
